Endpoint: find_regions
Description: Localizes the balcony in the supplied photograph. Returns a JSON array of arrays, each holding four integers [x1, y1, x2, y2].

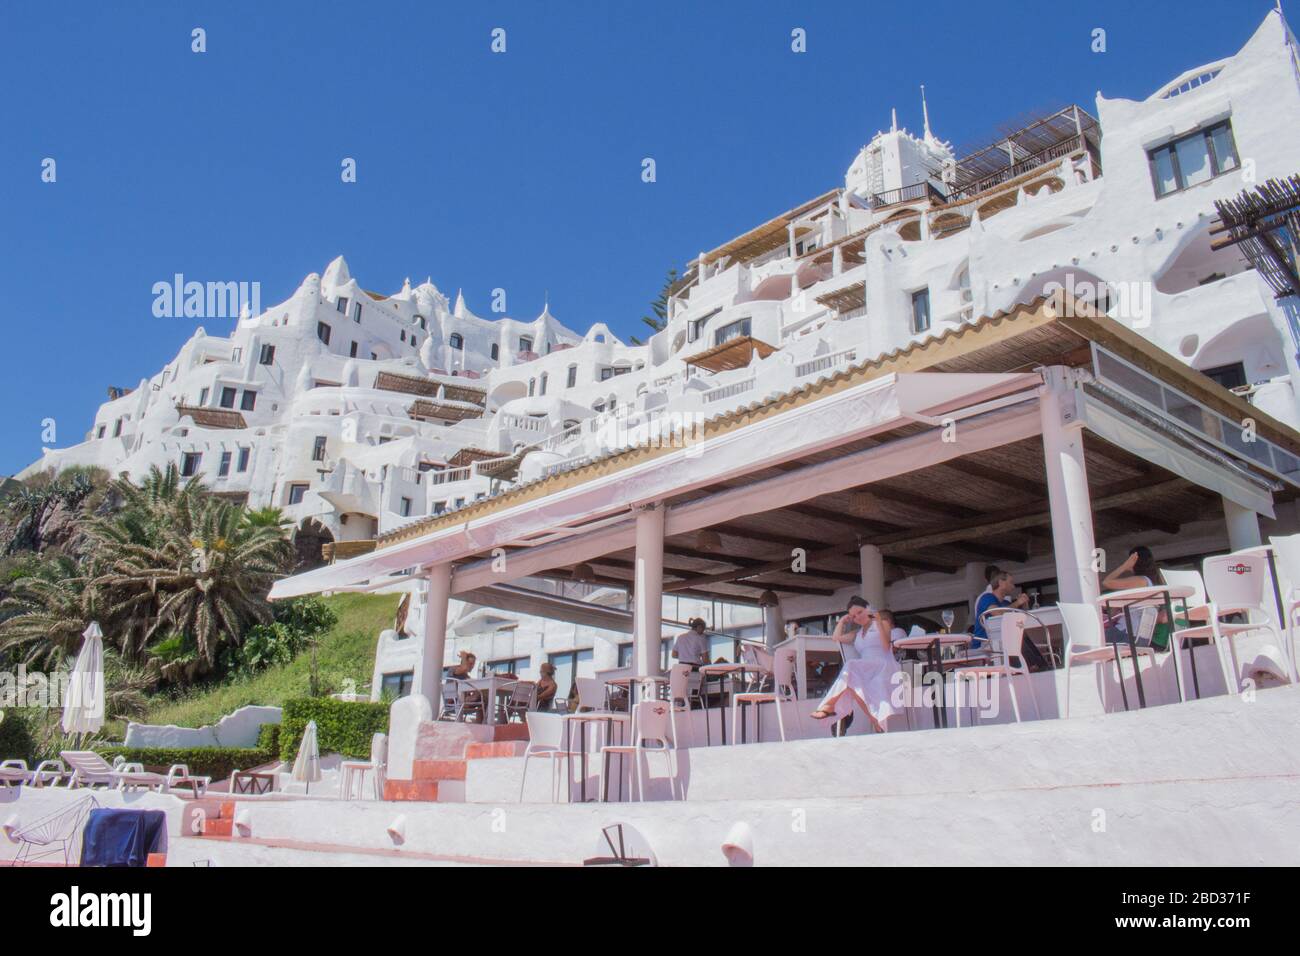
[[868, 180, 948, 209], [174, 404, 247, 430], [317, 460, 378, 516]]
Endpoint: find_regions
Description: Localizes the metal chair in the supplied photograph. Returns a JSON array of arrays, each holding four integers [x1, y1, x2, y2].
[[731, 647, 802, 743], [951, 611, 1040, 726], [503, 681, 538, 722]]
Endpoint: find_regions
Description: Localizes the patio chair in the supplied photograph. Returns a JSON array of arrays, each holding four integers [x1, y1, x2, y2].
[[1159, 566, 1239, 701], [1057, 603, 1161, 717], [4, 794, 99, 866], [340, 732, 388, 801], [599, 700, 681, 802], [519, 711, 581, 803], [731, 648, 802, 743], [0, 759, 65, 789], [60, 751, 168, 792], [574, 677, 607, 713], [1174, 553, 1287, 696], [1267, 534, 1300, 683], [456, 682, 487, 723], [951, 611, 1040, 726], [665, 664, 695, 747], [502, 681, 538, 723], [438, 681, 461, 720]]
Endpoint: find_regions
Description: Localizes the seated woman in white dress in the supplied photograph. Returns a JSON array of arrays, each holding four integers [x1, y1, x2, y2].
[[811, 598, 905, 733]]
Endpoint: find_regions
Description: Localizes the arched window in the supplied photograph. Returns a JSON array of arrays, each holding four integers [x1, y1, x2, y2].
[[528, 378, 536, 397], [449, 333, 464, 350], [415, 314, 427, 329], [491, 343, 499, 360], [539, 373, 548, 396]]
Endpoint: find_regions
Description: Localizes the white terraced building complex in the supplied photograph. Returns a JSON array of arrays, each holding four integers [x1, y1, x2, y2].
[[24, 11, 1300, 707]]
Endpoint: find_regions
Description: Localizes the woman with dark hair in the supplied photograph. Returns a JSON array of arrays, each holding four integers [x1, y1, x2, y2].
[[1102, 546, 1173, 649], [810, 598, 904, 733]]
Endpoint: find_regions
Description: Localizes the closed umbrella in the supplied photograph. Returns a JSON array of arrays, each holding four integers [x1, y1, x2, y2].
[[62, 622, 105, 740], [291, 720, 321, 794]]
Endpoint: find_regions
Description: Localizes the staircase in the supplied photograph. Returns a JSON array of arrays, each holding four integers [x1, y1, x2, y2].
[[384, 723, 529, 803]]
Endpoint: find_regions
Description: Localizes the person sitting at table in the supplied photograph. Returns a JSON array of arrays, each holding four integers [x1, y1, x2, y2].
[[1101, 545, 1174, 650], [671, 618, 711, 670], [810, 599, 904, 733], [536, 662, 558, 710], [449, 651, 477, 679], [973, 570, 1051, 671]]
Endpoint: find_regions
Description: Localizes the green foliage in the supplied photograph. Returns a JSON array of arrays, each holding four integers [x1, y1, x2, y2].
[[279, 697, 389, 762], [95, 744, 276, 781], [629, 268, 678, 345], [274, 596, 338, 640], [224, 596, 339, 677], [0, 709, 37, 764], [256, 721, 280, 755]]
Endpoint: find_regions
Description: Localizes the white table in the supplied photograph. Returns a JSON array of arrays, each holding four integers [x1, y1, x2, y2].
[[772, 633, 843, 700], [1096, 584, 1195, 709], [457, 675, 517, 725], [891, 632, 975, 728]]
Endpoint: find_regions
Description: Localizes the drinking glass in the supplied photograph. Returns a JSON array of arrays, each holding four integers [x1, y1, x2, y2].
[[941, 609, 955, 633]]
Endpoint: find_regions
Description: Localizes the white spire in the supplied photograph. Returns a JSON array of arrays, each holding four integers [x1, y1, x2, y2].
[[890, 108, 898, 133], [921, 84, 933, 142], [453, 288, 467, 318]]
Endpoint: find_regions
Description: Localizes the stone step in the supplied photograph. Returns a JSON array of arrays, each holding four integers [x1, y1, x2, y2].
[[465, 741, 529, 759], [413, 759, 467, 781], [383, 779, 441, 801]]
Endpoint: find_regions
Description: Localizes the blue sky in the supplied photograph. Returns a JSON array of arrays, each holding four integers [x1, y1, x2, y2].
[[0, 0, 1281, 474]]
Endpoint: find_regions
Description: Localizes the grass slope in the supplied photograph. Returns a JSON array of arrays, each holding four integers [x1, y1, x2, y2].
[[141, 592, 399, 730]]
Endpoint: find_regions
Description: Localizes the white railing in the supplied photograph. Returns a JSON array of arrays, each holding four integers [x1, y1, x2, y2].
[[428, 466, 472, 486], [501, 413, 547, 433], [702, 377, 756, 403], [394, 466, 422, 485], [837, 305, 867, 321], [795, 348, 858, 378]]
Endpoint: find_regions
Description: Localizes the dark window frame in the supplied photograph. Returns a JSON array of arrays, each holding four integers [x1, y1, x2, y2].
[[1147, 120, 1239, 199]]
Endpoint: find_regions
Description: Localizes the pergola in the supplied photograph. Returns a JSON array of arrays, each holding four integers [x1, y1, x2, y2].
[[271, 292, 1300, 706]]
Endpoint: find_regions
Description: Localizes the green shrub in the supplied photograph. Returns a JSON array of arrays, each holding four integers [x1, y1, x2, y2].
[[0, 710, 37, 764], [256, 721, 280, 755], [279, 697, 388, 761], [274, 596, 338, 639], [95, 744, 276, 781]]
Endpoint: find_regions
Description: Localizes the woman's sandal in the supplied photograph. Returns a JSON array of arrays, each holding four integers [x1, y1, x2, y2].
[[810, 708, 836, 720]]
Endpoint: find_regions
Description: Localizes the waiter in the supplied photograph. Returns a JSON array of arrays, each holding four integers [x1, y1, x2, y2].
[[671, 617, 711, 669]]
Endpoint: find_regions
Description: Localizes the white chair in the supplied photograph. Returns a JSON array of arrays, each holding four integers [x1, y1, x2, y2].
[[59, 751, 168, 792], [598, 700, 680, 802], [339, 732, 387, 801], [574, 677, 607, 713], [0, 759, 65, 789], [1176, 553, 1287, 695], [730, 648, 803, 743], [951, 611, 1039, 726], [519, 711, 581, 803], [666, 664, 695, 747], [1267, 534, 1300, 683], [1057, 604, 1161, 717], [4, 795, 99, 866]]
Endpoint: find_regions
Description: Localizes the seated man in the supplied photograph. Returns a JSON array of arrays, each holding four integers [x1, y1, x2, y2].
[[972, 570, 1051, 672], [671, 617, 711, 670]]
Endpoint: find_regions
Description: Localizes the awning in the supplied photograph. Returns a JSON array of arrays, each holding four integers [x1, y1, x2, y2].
[[683, 335, 778, 373]]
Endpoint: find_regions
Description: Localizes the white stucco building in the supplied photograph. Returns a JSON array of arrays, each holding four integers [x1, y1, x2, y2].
[[26, 11, 1300, 703]]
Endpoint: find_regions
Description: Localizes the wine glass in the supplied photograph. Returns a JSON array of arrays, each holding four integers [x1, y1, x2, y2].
[[941, 609, 955, 634]]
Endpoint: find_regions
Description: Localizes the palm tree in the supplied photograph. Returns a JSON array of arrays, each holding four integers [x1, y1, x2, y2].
[[629, 268, 679, 345], [0, 554, 94, 668]]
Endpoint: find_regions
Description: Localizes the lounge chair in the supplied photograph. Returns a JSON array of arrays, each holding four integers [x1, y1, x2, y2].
[[0, 759, 66, 789], [60, 751, 188, 793]]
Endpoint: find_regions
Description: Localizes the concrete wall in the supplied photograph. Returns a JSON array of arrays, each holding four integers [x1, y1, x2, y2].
[[123, 705, 282, 749]]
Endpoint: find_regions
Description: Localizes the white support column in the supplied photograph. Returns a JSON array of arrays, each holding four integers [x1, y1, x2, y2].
[[634, 503, 666, 678], [418, 563, 452, 704], [964, 561, 987, 617], [859, 541, 885, 608], [832, 245, 844, 277], [1223, 497, 1263, 551], [1040, 366, 1100, 606]]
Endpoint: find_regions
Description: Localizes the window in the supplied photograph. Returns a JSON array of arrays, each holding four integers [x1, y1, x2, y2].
[[380, 671, 413, 699], [519, 336, 533, 353], [198, 387, 209, 405], [910, 288, 931, 334], [237, 447, 250, 472], [400, 330, 407, 343], [1148, 120, 1239, 198], [490, 343, 499, 360], [617, 640, 673, 671], [287, 483, 308, 505], [350, 341, 359, 358], [566, 364, 577, 388], [688, 316, 708, 343], [548, 649, 593, 698], [399, 496, 412, 516], [370, 352, 378, 361], [449, 333, 463, 350], [240, 390, 257, 411], [96, 424, 106, 438], [433, 501, 446, 515], [258, 344, 275, 365], [336, 297, 349, 314], [410, 335, 418, 348], [528, 378, 536, 397], [180, 452, 202, 477], [1200, 361, 1247, 391], [713, 317, 751, 346], [220, 387, 236, 408], [486, 657, 529, 676], [415, 315, 426, 330], [312, 435, 327, 461], [352, 302, 362, 323], [218, 451, 232, 477], [317, 322, 332, 345], [539, 373, 548, 396], [112, 418, 123, 438]]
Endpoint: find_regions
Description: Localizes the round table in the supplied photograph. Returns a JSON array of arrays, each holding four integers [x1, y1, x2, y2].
[[891, 632, 975, 728], [1096, 584, 1194, 709]]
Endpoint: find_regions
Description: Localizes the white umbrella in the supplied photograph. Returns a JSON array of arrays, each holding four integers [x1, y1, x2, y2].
[[62, 622, 105, 738], [291, 720, 321, 794]]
